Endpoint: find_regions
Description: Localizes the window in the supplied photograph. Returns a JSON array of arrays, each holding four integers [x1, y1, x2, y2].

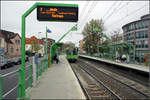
[[144, 21, 148, 28], [145, 45, 148, 48], [0, 39, 1, 48], [16, 48, 19, 51], [136, 32, 140, 39], [15, 40, 20, 44], [145, 31, 148, 38], [10, 46, 14, 53]]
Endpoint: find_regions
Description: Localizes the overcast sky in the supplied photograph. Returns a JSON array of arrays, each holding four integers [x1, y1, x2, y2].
[[1, 0, 149, 47]]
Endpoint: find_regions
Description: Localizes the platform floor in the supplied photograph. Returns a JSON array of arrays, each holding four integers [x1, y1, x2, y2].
[[79, 55, 149, 73], [28, 55, 86, 99]]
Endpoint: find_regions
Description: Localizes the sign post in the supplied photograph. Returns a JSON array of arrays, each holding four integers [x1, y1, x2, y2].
[[20, 2, 78, 99]]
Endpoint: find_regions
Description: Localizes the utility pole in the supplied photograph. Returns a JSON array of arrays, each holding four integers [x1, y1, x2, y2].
[[148, 13, 150, 99]]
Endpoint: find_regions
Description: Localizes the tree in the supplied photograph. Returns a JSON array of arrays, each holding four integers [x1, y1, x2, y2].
[[111, 29, 123, 43], [82, 19, 105, 54], [31, 40, 41, 53]]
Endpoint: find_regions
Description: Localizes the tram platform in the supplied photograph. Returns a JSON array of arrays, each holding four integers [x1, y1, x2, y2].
[[79, 55, 149, 73], [27, 55, 86, 99]]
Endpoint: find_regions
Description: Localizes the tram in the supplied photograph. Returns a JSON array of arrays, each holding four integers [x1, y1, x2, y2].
[[66, 47, 78, 62]]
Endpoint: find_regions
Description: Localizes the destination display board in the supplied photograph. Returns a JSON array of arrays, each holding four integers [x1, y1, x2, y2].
[[37, 6, 78, 22]]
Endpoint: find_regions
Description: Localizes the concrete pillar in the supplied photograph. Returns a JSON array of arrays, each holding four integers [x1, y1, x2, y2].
[[32, 56, 36, 87]]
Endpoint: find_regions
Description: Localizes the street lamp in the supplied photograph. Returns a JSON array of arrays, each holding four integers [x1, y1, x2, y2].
[[38, 32, 42, 53]]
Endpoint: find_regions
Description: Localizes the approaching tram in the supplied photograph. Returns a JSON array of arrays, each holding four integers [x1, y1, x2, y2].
[[66, 47, 78, 62]]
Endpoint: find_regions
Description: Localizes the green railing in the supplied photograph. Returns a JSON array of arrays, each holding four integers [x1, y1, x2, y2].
[[0, 58, 49, 99], [79, 53, 147, 66], [0, 70, 18, 99], [0, 74, 3, 100]]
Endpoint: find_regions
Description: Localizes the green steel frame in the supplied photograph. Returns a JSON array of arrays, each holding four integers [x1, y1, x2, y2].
[[93, 25, 135, 63], [50, 24, 77, 64], [99, 42, 135, 63], [20, 2, 78, 99]]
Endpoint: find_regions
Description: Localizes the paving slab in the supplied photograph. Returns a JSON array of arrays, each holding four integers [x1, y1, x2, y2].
[[28, 55, 86, 99]]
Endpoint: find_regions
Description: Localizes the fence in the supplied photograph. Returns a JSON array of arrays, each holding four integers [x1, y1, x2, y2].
[[79, 52, 149, 66], [0, 57, 48, 99]]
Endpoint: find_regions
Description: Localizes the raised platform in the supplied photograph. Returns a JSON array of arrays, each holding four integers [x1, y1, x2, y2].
[[79, 55, 149, 73], [28, 55, 86, 99]]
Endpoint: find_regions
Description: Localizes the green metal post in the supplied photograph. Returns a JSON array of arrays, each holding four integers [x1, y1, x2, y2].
[[20, 15, 27, 99], [88, 45, 89, 55], [0, 74, 3, 99], [20, 3, 37, 99], [129, 46, 131, 64], [46, 27, 48, 69], [36, 63, 38, 80], [50, 44, 54, 65], [45, 61, 47, 70], [57, 24, 77, 43], [46, 60, 48, 70], [43, 61, 45, 72], [133, 46, 135, 64], [139, 51, 141, 65], [29, 65, 32, 88], [18, 68, 23, 99], [40, 61, 42, 76]]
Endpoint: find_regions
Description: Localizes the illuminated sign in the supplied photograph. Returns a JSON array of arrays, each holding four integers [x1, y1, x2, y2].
[[37, 6, 78, 22]]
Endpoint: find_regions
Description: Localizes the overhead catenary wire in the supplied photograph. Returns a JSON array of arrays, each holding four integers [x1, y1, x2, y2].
[[79, 1, 96, 25], [102, 1, 118, 20], [103, 1, 123, 22], [106, 4, 148, 37], [106, 3, 148, 30], [77, 0, 91, 29], [79, 1, 90, 20], [79, 1, 98, 31], [104, 0, 132, 24]]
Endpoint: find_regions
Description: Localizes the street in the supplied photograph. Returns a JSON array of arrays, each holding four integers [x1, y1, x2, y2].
[[0, 57, 44, 99]]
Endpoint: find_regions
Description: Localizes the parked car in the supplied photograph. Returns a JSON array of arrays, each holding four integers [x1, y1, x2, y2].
[[6, 58, 14, 68], [0, 59, 7, 69], [0, 55, 14, 69], [12, 57, 21, 65]]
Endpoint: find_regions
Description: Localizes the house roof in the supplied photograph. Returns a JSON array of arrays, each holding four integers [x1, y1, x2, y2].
[[0, 29, 21, 44], [26, 36, 45, 44]]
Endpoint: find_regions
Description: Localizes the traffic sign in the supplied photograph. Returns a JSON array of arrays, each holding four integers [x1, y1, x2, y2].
[[37, 6, 78, 22]]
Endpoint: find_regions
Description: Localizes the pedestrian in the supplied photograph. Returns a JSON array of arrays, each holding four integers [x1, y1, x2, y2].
[[53, 54, 59, 64], [122, 54, 126, 62]]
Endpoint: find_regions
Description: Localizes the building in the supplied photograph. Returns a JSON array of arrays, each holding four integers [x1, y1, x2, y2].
[[41, 38, 55, 53], [0, 30, 21, 57], [26, 36, 55, 56], [79, 40, 85, 53], [122, 14, 150, 58]]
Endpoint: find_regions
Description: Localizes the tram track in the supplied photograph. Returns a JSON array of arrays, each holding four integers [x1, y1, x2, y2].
[[70, 59, 150, 99], [70, 63, 120, 99]]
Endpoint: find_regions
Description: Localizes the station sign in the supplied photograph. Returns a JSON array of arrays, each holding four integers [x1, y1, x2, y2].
[[37, 5, 78, 22]]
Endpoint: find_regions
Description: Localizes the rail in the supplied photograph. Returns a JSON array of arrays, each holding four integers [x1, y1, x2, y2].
[[77, 64, 122, 99], [70, 63, 90, 99], [78, 60, 149, 99]]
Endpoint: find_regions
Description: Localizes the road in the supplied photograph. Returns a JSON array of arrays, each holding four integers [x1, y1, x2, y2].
[[0, 57, 45, 99]]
